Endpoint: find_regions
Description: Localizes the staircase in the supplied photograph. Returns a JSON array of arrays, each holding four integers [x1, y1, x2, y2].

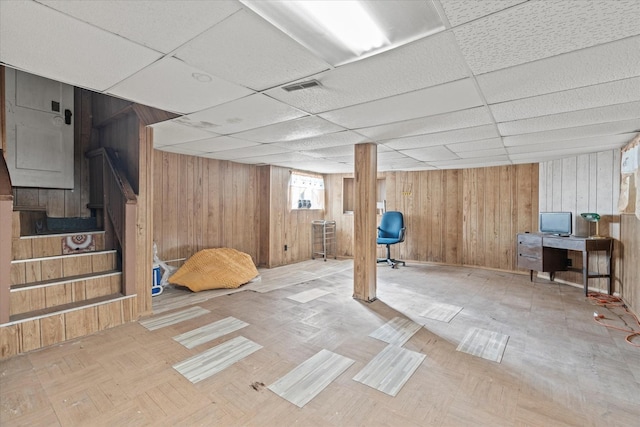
[[0, 211, 136, 359]]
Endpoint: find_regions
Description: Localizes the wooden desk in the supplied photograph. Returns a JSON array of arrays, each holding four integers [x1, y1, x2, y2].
[[517, 233, 613, 296]]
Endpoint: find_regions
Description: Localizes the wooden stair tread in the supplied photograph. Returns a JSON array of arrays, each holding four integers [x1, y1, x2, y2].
[[9, 293, 128, 323], [11, 270, 121, 291], [17, 230, 106, 240], [11, 249, 117, 264], [13, 205, 47, 212]]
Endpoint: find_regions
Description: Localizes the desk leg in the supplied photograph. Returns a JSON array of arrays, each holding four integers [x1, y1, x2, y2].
[[607, 248, 612, 295], [583, 250, 589, 296]]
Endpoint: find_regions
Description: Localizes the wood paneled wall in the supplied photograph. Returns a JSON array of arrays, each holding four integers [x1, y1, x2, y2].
[[620, 214, 640, 315], [12, 88, 91, 218], [539, 150, 622, 292], [325, 164, 537, 271], [152, 151, 261, 266], [266, 166, 324, 267], [152, 159, 323, 270], [462, 164, 539, 270]]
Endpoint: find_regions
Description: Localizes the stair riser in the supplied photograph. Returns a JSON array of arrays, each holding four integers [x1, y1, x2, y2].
[[10, 274, 121, 317], [12, 232, 106, 260], [10, 251, 117, 286], [0, 294, 138, 360]]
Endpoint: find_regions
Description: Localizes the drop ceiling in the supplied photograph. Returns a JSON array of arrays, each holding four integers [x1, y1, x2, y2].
[[1, 0, 638, 174]]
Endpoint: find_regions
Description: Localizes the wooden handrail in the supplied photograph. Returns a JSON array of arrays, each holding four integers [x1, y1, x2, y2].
[[87, 148, 136, 202], [88, 147, 137, 296], [0, 150, 12, 200], [0, 150, 13, 323]]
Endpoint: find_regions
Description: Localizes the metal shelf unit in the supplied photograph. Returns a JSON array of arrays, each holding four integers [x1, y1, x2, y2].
[[312, 220, 336, 261]]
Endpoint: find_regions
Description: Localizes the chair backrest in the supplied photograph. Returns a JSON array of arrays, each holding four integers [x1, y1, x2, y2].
[[378, 211, 405, 240]]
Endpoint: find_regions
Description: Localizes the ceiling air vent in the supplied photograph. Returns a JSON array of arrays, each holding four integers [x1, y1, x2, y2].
[[282, 79, 322, 92]]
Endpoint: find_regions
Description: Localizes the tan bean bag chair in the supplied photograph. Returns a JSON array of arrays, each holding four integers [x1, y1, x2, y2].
[[169, 248, 258, 292]]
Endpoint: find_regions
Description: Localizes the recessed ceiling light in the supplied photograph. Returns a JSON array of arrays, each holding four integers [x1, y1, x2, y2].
[[240, 0, 445, 66], [192, 72, 212, 83]]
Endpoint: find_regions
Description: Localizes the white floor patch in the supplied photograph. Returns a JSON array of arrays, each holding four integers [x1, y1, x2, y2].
[[418, 301, 463, 323], [173, 336, 262, 383], [353, 344, 426, 397], [456, 327, 509, 363], [173, 317, 249, 349], [139, 306, 210, 331], [369, 316, 422, 345], [287, 288, 331, 303], [268, 349, 355, 407]]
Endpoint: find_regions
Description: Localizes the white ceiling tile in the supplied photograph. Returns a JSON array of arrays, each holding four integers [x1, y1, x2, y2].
[[378, 156, 425, 168], [490, 77, 640, 122], [456, 148, 507, 159], [36, 0, 241, 53], [236, 152, 319, 165], [151, 121, 219, 147], [498, 101, 640, 136], [508, 141, 633, 162], [328, 156, 355, 164], [174, 9, 330, 91], [440, 0, 527, 27], [447, 137, 505, 153], [0, 0, 161, 91], [503, 119, 640, 147], [274, 160, 355, 174], [429, 156, 511, 169], [383, 125, 498, 150], [477, 36, 640, 104], [264, 31, 470, 113], [232, 116, 345, 143], [201, 144, 290, 160], [174, 94, 306, 134], [319, 79, 484, 129], [303, 145, 355, 159], [356, 107, 493, 140], [171, 136, 259, 153], [272, 131, 369, 151], [396, 165, 438, 171], [107, 57, 254, 114], [400, 146, 459, 162], [157, 145, 207, 155], [454, 0, 640, 75], [506, 133, 635, 155]]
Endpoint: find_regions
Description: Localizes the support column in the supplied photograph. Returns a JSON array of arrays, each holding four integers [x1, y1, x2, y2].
[[353, 143, 377, 301]]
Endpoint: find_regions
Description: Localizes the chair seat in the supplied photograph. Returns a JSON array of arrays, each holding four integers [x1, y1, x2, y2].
[[377, 237, 400, 245]]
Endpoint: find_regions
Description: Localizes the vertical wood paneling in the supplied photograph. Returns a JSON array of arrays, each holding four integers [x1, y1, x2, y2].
[[539, 150, 622, 292], [152, 152, 262, 267], [257, 166, 270, 267], [445, 170, 462, 265], [325, 167, 521, 268], [267, 166, 324, 267], [620, 214, 640, 314]]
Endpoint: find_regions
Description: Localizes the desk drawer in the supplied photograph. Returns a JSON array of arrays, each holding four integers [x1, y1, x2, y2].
[[518, 254, 542, 271], [517, 233, 542, 259]]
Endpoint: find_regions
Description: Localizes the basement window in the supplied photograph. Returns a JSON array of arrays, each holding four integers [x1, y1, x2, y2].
[[289, 171, 325, 211]]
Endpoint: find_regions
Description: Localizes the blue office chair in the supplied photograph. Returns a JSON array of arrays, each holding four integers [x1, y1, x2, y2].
[[376, 211, 406, 268]]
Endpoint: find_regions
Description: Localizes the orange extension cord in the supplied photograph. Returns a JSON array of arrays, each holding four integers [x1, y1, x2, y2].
[[588, 292, 640, 347]]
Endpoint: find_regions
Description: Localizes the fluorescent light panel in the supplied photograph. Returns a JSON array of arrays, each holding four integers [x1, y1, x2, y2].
[[240, 0, 445, 66]]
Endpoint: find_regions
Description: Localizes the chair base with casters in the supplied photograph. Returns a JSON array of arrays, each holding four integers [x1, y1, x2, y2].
[[376, 211, 406, 268], [376, 244, 406, 268]]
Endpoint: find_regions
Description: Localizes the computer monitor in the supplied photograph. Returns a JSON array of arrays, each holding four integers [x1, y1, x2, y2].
[[539, 212, 572, 236]]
